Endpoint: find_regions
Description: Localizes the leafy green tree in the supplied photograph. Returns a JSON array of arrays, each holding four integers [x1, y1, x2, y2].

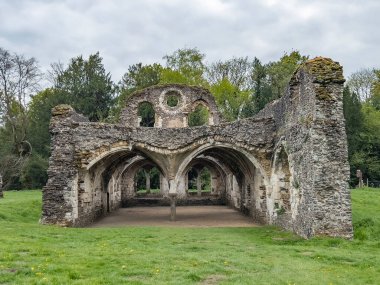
[[138, 102, 155, 127], [370, 70, 380, 110], [110, 63, 163, 122], [0, 47, 41, 189], [206, 57, 254, 90], [188, 104, 209, 126], [350, 104, 380, 182], [20, 154, 48, 189], [251, 57, 272, 114], [343, 86, 363, 157], [28, 88, 65, 157], [343, 86, 364, 185], [266, 51, 308, 99], [210, 78, 250, 121], [52, 52, 115, 121], [121, 63, 162, 92], [347, 68, 376, 102], [161, 48, 208, 87]]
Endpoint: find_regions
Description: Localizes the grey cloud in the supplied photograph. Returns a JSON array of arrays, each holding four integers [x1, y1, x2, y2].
[[0, 0, 379, 82]]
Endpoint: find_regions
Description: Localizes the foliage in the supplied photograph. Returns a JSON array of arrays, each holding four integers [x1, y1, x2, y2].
[[20, 154, 48, 189], [266, 51, 308, 99], [111, 63, 162, 122], [0, 189, 379, 284], [251, 57, 273, 114], [350, 104, 380, 181], [138, 102, 155, 127], [199, 167, 211, 190], [0, 47, 41, 189], [347, 68, 377, 101], [206, 57, 254, 90], [51, 52, 115, 122], [161, 48, 208, 87], [188, 104, 209, 127], [210, 78, 250, 121], [371, 70, 380, 110], [28, 88, 65, 158]]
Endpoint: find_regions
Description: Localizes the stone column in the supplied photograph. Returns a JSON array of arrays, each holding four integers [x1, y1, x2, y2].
[[168, 180, 177, 221], [144, 170, 151, 194], [196, 174, 202, 196], [169, 193, 177, 221]]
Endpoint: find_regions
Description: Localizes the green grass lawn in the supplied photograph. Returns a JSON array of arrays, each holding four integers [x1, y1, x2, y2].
[[0, 189, 379, 285]]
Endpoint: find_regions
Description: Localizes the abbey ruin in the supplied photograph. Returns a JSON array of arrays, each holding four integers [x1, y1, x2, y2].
[[41, 57, 353, 239]]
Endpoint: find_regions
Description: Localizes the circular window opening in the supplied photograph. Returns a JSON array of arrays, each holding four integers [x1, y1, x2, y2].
[[166, 91, 180, 107]]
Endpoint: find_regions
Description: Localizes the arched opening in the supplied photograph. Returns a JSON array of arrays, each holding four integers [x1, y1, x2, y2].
[[166, 90, 180, 107], [176, 145, 269, 222], [138, 101, 155, 127], [187, 166, 212, 196], [188, 103, 209, 127], [135, 166, 161, 196], [82, 148, 169, 219]]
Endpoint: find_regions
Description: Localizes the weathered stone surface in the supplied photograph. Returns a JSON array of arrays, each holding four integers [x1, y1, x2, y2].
[[42, 57, 353, 239]]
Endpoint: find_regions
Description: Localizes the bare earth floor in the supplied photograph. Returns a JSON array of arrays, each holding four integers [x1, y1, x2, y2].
[[89, 206, 259, 228]]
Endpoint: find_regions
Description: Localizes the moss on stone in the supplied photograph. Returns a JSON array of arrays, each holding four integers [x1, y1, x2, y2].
[[52, 104, 74, 116], [301, 57, 345, 84]]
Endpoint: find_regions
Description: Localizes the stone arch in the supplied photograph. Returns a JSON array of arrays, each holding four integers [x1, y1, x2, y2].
[[81, 147, 170, 218], [174, 142, 270, 220], [120, 158, 167, 205], [185, 158, 225, 197], [86, 146, 168, 178], [175, 142, 269, 184]]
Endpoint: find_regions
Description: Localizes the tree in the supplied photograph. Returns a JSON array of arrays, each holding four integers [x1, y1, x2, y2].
[[28, 88, 65, 157], [206, 57, 254, 90], [343, 86, 363, 157], [120, 63, 162, 92], [350, 104, 380, 182], [0, 47, 41, 189], [161, 47, 208, 86], [210, 78, 250, 121], [0, 47, 41, 154], [347, 68, 376, 102], [110, 63, 163, 122], [370, 70, 380, 110], [52, 52, 115, 121], [266, 51, 308, 99], [251, 57, 272, 114]]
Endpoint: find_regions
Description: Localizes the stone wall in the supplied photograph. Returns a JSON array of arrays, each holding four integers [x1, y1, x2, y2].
[[41, 57, 353, 239], [120, 84, 221, 128]]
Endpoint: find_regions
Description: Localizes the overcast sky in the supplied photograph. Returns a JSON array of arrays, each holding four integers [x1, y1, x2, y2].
[[1, 0, 379, 82]]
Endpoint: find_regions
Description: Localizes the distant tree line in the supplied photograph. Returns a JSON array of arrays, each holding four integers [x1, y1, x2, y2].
[[0, 46, 379, 189]]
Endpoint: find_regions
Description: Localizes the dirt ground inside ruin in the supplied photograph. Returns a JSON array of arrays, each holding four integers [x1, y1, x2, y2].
[[89, 206, 259, 228]]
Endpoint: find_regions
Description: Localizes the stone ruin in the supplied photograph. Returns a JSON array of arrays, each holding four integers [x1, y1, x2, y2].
[[41, 57, 353, 239]]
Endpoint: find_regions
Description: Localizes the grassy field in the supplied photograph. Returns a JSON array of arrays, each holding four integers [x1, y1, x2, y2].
[[0, 189, 379, 285]]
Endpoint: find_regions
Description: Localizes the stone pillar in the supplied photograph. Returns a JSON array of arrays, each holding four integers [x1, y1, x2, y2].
[[169, 193, 177, 221], [168, 180, 177, 221], [197, 174, 202, 196], [144, 170, 151, 193]]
